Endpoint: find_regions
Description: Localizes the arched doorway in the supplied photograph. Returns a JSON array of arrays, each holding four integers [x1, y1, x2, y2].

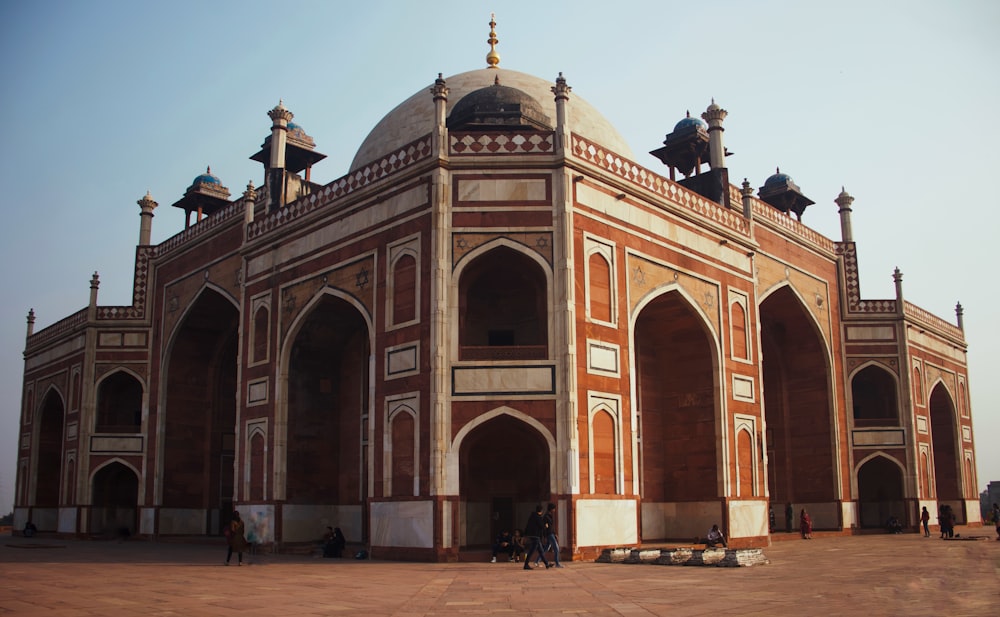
[[856, 456, 904, 529], [34, 389, 65, 530], [760, 286, 837, 527], [634, 289, 719, 541], [929, 383, 962, 521], [458, 414, 550, 548], [283, 293, 369, 543], [161, 287, 239, 535], [91, 462, 139, 536]]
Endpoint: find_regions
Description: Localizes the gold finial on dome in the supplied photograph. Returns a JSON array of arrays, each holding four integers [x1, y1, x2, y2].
[[486, 13, 500, 68]]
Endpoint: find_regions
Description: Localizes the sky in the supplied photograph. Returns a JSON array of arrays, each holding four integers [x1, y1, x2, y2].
[[0, 0, 997, 515]]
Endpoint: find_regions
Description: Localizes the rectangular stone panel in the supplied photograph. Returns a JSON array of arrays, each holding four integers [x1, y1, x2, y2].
[[732, 374, 755, 402], [456, 177, 547, 204], [852, 429, 905, 447], [587, 340, 619, 375], [846, 325, 896, 341], [248, 378, 268, 405], [452, 365, 555, 396], [90, 435, 144, 453], [386, 343, 419, 378]]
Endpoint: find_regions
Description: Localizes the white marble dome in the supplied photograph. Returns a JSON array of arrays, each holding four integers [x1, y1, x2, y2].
[[350, 67, 634, 171]]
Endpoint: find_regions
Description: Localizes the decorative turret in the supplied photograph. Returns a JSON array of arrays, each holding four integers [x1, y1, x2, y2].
[[250, 101, 326, 211], [551, 72, 572, 153], [893, 267, 904, 311], [956, 302, 964, 331], [26, 308, 35, 338], [170, 166, 231, 229], [740, 178, 754, 220], [835, 187, 855, 242], [758, 168, 814, 220], [652, 101, 731, 208], [137, 191, 157, 245], [243, 180, 257, 226]]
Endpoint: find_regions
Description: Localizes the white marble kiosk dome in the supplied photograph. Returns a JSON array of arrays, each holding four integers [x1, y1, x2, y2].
[[350, 67, 635, 170]]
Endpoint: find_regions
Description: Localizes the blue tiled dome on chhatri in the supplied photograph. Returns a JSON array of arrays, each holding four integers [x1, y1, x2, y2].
[[673, 111, 707, 133], [763, 168, 793, 188], [192, 166, 223, 186]]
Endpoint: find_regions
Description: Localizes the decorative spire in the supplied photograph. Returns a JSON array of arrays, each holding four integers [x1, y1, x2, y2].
[[552, 72, 571, 101], [430, 72, 449, 101], [486, 13, 500, 68], [243, 180, 257, 202]]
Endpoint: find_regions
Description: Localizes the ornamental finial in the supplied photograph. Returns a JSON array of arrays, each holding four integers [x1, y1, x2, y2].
[[486, 13, 500, 68]]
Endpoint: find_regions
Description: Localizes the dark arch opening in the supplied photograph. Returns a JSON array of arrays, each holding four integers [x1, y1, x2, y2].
[[760, 287, 836, 513], [857, 456, 904, 529], [635, 290, 717, 541], [35, 390, 65, 510], [459, 414, 549, 548], [96, 371, 142, 432], [459, 246, 547, 360], [851, 365, 898, 426], [929, 384, 961, 520], [91, 462, 139, 536]]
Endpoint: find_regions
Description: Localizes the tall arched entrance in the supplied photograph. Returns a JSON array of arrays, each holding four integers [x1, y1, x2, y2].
[[760, 286, 837, 527], [33, 389, 65, 530], [91, 462, 139, 535], [458, 413, 550, 548], [634, 290, 719, 541], [856, 456, 904, 529], [929, 384, 962, 521], [283, 293, 370, 543], [161, 288, 239, 535]]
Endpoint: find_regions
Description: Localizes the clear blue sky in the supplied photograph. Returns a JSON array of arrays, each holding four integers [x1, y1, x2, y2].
[[1, 0, 997, 515]]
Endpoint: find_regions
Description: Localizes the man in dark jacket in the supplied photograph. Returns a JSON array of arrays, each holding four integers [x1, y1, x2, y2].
[[522, 504, 551, 570]]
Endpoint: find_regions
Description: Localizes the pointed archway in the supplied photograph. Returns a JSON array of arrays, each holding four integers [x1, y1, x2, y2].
[[760, 286, 837, 527], [634, 289, 720, 541], [91, 461, 139, 535], [282, 293, 370, 543], [856, 455, 905, 529], [929, 383, 962, 521], [33, 389, 65, 530], [458, 413, 550, 548], [161, 287, 239, 534]]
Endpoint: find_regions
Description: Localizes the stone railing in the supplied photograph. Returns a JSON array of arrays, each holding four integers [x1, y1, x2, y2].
[[247, 135, 433, 240], [26, 308, 87, 349], [571, 135, 750, 237], [450, 131, 554, 155], [904, 301, 964, 340], [748, 195, 837, 254], [157, 198, 246, 257]]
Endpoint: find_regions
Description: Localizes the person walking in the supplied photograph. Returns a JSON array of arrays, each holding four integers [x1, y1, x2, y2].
[[920, 506, 931, 537], [225, 511, 249, 566], [522, 504, 551, 570], [534, 502, 562, 568]]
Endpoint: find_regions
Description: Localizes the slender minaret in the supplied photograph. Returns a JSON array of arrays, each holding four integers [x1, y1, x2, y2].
[[26, 308, 35, 338], [137, 191, 157, 245], [486, 13, 500, 69], [702, 99, 728, 171], [835, 187, 855, 243], [430, 73, 449, 158], [88, 272, 100, 321], [552, 72, 572, 154], [267, 100, 294, 210], [243, 180, 257, 226], [956, 302, 964, 331], [893, 267, 904, 313], [740, 178, 754, 220]]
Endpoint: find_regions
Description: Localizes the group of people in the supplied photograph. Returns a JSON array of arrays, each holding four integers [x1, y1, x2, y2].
[[492, 503, 562, 569]]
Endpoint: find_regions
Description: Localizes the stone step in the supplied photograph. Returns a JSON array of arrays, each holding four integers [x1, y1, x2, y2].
[[596, 546, 769, 567]]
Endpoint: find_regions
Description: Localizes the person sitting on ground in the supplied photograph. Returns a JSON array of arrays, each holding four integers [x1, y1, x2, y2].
[[491, 529, 515, 563], [23, 521, 37, 538], [886, 515, 903, 534], [321, 525, 347, 558], [705, 524, 727, 548], [511, 529, 526, 562]]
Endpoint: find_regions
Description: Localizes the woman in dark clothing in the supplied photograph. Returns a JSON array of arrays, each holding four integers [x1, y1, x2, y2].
[[225, 511, 249, 565]]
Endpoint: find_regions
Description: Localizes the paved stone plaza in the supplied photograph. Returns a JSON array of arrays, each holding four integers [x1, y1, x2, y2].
[[1, 527, 997, 616]]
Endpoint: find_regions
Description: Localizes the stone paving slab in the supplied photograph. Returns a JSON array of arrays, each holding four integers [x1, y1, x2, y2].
[[0, 527, 997, 616]]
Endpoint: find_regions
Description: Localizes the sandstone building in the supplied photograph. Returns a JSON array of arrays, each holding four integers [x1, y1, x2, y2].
[[14, 19, 979, 559]]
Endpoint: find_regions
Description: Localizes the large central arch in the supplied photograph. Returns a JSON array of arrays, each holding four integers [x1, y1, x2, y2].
[[159, 285, 239, 535], [277, 289, 372, 543], [633, 287, 721, 541], [759, 285, 838, 529]]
